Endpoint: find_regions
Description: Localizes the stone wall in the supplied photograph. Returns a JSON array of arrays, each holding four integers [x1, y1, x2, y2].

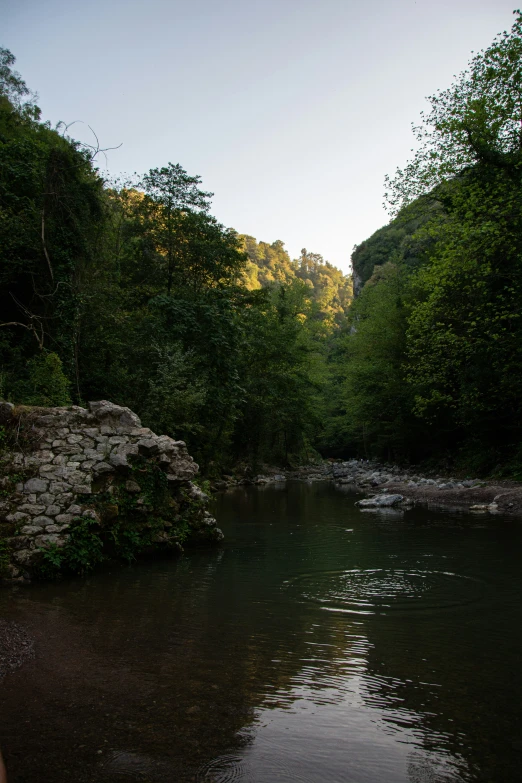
[[0, 401, 222, 583]]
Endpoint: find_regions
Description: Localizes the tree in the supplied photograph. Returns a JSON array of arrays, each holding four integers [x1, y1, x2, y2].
[[0, 50, 349, 474], [0, 49, 105, 402], [404, 165, 522, 471], [385, 10, 522, 214], [233, 281, 323, 466], [0, 47, 37, 114], [379, 9, 522, 471], [323, 263, 421, 461], [140, 163, 213, 293], [15, 351, 71, 407]]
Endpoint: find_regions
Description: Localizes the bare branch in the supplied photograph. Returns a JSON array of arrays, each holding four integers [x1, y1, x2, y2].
[[31, 278, 72, 300], [0, 320, 44, 350], [41, 209, 54, 280], [1, 294, 46, 349], [87, 124, 100, 154], [56, 119, 122, 167]]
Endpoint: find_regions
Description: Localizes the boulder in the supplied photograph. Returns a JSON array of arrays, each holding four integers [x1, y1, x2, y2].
[[88, 400, 141, 429], [355, 494, 404, 508]]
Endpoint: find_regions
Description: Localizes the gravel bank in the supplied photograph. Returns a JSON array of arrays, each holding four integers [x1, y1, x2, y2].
[[0, 619, 35, 680], [214, 461, 522, 516]]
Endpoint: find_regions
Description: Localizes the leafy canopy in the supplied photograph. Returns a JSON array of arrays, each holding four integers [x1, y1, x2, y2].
[[385, 10, 522, 214]]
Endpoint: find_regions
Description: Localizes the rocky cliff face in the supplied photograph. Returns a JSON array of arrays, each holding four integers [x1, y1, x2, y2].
[[0, 401, 222, 583]]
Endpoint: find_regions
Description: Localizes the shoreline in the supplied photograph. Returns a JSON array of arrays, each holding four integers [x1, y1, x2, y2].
[[212, 460, 522, 516]]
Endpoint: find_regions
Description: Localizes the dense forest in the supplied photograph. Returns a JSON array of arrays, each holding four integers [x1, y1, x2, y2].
[[2, 10, 522, 477], [0, 47, 352, 473], [336, 12, 522, 475]]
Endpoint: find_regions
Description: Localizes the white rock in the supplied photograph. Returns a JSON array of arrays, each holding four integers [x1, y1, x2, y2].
[[356, 494, 404, 508]]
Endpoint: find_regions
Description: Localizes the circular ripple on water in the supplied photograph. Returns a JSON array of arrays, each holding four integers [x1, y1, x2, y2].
[[102, 750, 176, 780], [197, 755, 320, 783], [196, 754, 247, 783], [284, 569, 485, 614]]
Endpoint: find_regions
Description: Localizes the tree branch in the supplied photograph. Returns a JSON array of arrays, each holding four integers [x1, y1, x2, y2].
[[41, 208, 54, 280], [0, 320, 44, 350], [1, 294, 46, 349]]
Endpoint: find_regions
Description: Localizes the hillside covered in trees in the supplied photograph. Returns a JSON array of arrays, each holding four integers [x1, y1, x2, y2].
[[0, 47, 351, 473], [2, 9, 522, 478], [240, 237, 352, 327], [329, 11, 522, 475]]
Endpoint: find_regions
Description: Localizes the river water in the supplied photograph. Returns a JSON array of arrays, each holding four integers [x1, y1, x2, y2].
[[1, 481, 522, 783]]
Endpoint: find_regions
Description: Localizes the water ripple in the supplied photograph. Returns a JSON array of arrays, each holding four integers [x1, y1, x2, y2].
[[197, 754, 248, 783], [197, 753, 322, 783], [284, 568, 484, 613]]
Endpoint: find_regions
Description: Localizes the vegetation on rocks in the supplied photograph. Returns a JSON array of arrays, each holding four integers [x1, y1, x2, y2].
[[0, 400, 222, 582]]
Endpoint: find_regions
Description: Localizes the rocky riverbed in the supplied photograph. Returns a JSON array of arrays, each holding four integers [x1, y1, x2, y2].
[[212, 460, 522, 515]]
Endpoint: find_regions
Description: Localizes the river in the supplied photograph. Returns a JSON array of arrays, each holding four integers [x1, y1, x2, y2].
[[1, 481, 521, 782]]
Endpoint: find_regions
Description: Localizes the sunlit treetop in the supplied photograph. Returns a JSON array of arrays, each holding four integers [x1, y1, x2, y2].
[[385, 9, 522, 215], [140, 163, 213, 213]]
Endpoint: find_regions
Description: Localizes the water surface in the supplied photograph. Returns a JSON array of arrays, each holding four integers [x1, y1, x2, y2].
[[1, 482, 521, 782]]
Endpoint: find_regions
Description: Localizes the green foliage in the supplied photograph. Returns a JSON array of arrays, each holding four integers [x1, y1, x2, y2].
[[35, 459, 195, 578], [193, 477, 212, 496], [350, 197, 442, 292], [325, 10, 522, 473], [385, 10, 522, 213], [36, 519, 105, 579], [141, 342, 207, 439], [232, 281, 324, 466], [0, 48, 352, 475], [240, 236, 352, 327], [7, 18, 522, 481], [127, 455, 169, 505], [402, 163, 522, 468], [7, 22, 522, 478], [14, 351, 72, 406], [322, 263, 424, 460], [37, 543, 65, 579], [0, 50, 105, 400], [141, 162, 212, 213], [63, 518, 105, 572], [0, 49, 346, 472], [0, 47, 38, 117]]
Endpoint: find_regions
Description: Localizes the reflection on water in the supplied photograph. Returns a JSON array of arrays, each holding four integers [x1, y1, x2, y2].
[[1, 482, 521, 782]]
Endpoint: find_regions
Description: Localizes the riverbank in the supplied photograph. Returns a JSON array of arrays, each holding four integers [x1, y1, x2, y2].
[[211, 460, 522, 515]]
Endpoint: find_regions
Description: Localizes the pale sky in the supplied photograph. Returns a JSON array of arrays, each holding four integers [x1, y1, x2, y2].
[[2, 0, 517, 272]]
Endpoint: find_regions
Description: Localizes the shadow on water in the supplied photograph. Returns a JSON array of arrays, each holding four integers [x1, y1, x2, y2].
[[1, 481, 522, 782]]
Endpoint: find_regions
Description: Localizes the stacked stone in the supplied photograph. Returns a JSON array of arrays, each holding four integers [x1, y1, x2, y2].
[[0, 401, 222, 581]]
